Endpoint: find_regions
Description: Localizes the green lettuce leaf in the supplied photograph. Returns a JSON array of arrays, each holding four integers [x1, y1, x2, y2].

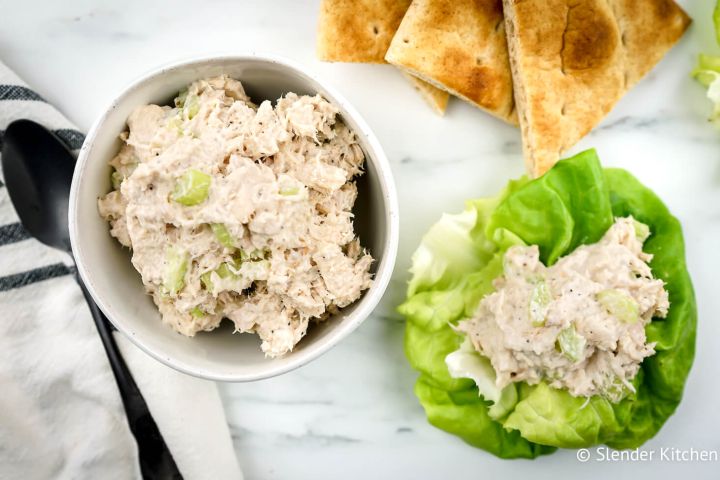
[[692, 1, 720, 123], [504, 382, 623, 448], [444, 338, 518, 420], [399, 149, 696, 458], [487, 149, 613, 265], [715, 0, 720, 45], [415, 375, 555, 459]]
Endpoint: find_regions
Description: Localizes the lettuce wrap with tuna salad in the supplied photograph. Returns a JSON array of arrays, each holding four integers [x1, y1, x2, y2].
[[398, 150, 696, 459]]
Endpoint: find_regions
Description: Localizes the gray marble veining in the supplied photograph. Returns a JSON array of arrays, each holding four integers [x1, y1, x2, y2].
[[1, 0, 719, 478]]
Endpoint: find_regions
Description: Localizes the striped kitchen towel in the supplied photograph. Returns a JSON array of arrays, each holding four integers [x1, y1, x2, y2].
[[0, 82, 83, 286], [0, 62, 141, 479], [0, 62, 243, 480]]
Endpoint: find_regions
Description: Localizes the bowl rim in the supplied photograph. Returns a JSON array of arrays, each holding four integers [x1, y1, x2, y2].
[[69, 52, 399, 382]]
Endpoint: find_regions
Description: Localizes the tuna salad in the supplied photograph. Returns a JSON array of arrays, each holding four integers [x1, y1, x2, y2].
[[449, 217, 669, 402], [98, 75, 373, 357]]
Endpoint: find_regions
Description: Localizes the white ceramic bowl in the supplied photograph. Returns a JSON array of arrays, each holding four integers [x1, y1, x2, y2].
[[69, 54, 399, 381]]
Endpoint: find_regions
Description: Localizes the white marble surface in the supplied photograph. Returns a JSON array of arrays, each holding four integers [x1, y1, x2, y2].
[[2, 0, 719, 478]]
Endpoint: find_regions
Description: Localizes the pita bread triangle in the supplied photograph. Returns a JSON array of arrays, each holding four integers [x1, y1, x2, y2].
[[317, 0, 412, 63], [385, 0, 517, 124], [502, 0, 690, 177], [316, 0, 450, 114]]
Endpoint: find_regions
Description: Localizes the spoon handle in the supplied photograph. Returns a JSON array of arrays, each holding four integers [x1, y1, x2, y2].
[[74, 272, 182, 480]]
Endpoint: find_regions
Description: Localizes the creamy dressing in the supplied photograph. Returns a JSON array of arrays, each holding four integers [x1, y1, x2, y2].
[[453, 217, 669, 401], [98, 76, 373, 357]]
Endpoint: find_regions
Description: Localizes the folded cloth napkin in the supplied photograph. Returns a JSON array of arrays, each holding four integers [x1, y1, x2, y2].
[[0, 61, 243, 480]]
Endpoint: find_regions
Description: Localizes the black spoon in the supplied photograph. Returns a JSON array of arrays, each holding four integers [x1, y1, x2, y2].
[[1, 119, 182, 480]]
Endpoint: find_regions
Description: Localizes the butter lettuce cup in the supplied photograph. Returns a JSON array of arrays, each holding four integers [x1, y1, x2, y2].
[[399, 149, 696, 458]]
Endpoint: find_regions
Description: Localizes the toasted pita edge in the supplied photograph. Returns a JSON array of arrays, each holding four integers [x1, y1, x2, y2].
[[501, 0, 538, 175], [400, 71, 450, 115], [385, 0, 518, 125], [389, 55, 518, 125]]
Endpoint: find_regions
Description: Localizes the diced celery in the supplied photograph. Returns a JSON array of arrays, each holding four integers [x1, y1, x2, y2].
[[239, 249, 267, 261], [215, 262, 236, 278], [279, 186, 300, 196], [603, 377, 631, 403], [167, 115, 184, 135], [211, 223, 235, 248], [200, 260, 241, 292], [172, 169, 211, 206], [597, 289, 639, 324], [190, 307, 205, 318], [633, 219, 650, 242], [162, 245, 188, 295], [175, 89, 188, 108], [557, 325, 586, 363], [184, 95, 200, 120], [200, 272, 213, 291], [111, 170, 123, 189], [528, 279, 552, 327]]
